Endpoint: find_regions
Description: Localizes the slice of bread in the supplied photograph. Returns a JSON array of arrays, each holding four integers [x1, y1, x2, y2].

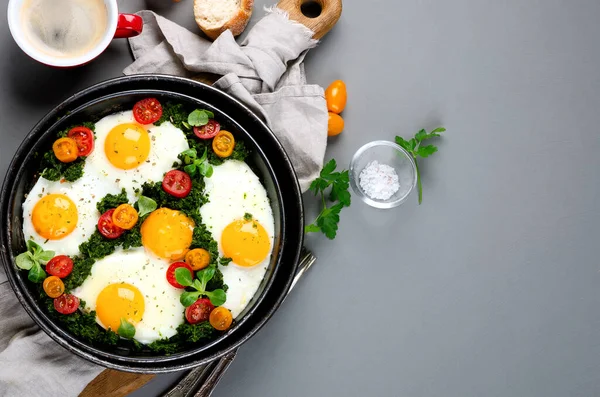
[[194, 0, 254, 40]]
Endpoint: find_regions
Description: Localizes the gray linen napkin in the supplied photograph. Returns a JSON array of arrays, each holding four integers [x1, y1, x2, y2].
[[124, 7, 328, 192], [0, 272, 103, 396], [0, 8, 327, 396]]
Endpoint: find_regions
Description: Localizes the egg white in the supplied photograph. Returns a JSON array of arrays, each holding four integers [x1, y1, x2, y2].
[[71, 247, 185, 344], [87, 111, 189, 197], [22, 168, 116, 256], [200, 160, 275, 318]]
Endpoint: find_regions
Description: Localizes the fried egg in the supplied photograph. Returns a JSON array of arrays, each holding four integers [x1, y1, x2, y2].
[[72, 247, 185, 344], [141, 208, 195, 261], [86, 111, 189, 196], [200, 160, 275, 318], [22, 169, 114, 256]]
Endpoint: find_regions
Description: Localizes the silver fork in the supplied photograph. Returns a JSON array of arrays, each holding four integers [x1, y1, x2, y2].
[[162, 249, 317, 397]]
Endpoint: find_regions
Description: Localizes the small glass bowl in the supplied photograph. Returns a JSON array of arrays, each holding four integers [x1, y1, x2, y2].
[[349, 140, 417, 209]]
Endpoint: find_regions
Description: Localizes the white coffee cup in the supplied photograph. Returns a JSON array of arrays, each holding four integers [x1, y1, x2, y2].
[[7, 0, 142, 68]]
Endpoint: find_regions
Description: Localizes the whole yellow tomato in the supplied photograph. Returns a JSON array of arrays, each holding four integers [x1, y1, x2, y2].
[[327, 112, 344, 136], [325, 80, 347, 114]]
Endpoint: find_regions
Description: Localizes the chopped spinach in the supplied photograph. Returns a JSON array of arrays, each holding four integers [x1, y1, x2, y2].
[[78, 231, 119, 260], [78, 223, 142, 260], [63, 257, 95, 291], [140, 180, 207, 225], [40, 289, 119, 347], [177, 321, 215, 342], [148, 322, 216, 354], [156, 102, 190, 131], [96, 188, 128, 214], [40, 152, 85, 182]]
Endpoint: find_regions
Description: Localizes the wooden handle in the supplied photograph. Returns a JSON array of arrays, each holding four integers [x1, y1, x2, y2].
[[277, 0, 342, 40]]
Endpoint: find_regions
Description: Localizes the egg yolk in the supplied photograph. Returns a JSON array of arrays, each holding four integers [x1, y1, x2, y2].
[[31, 194, 78, 240], [141, 208, 195, 260], [104, 123, 151, 169], [222, 219, 270, 267], [96, 283, 145, 332]]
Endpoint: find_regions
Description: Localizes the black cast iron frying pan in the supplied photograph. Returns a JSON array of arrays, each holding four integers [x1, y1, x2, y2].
[[0, 75, 304, 373]]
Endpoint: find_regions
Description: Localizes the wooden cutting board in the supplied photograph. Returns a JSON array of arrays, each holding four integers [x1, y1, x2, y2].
[[80, 1, 341, 396]]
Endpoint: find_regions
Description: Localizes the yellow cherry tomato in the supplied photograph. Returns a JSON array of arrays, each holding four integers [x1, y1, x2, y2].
[[209, 306, 233, 331], [112, 204, 139, 230], [43, 276, 65, 298], [52, 137, 79, 163], [212, 131, 235, 158], [185, 248, 211, 271], [327, 112, 344, 137], [325, 80, 347, 114]]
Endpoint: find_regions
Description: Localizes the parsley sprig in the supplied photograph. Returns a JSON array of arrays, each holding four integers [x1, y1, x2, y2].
[[395, 127, 446, 204], [305, 159, 351, 239]]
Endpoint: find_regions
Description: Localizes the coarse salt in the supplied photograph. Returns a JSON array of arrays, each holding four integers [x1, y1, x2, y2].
[[359, 161, 400, 200]]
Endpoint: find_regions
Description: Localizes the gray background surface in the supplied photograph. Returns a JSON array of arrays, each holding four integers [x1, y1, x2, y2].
[[2, 0, 600, 396]]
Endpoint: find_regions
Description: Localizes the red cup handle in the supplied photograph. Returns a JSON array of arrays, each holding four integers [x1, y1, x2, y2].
[[114, 14, 143, 39]]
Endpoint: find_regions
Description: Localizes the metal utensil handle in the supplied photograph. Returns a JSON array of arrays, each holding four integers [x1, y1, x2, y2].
[[162, 249, 317, 397]]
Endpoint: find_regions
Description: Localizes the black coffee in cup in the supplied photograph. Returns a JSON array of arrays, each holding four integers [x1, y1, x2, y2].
[[20, 0, 108, 58]]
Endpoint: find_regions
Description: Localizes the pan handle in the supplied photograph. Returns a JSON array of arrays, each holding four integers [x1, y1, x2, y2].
[[162, 249, 317, 397]]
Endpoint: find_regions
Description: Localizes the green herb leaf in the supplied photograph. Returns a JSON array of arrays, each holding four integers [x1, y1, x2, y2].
[[15, 252, 35, 270], [180, 148, 197, 159], [27, 240, 43, 256], [415, 129, 428, 142], [205, 289, 227, 306], [244, 213, 253, 221], [317, 203, 343, 240], [188, 110, 213, 127], [198, 148, 208, 163], [198, 267, 216, 288], [304, 224, 321, 234], [417, 145, 438, 158], [182, 121, 191, 130], [137, 196, 158, 217], [395, 127, 445, 204], [180, 291, 201, 307], [395, 137, 411, 152], [192, 279, 203, 292], [117, 318, 136, 339], [37, 250, 55, 264], [321, 159, 337, 175], [28, 263, 47, 283], [175, 267, 193, 287], [305, 159, 351, 239], [408, 138, 417, 151], [198, 162, 213, 178], [329, 170, 351, 207], [184, 164, 197, 176]]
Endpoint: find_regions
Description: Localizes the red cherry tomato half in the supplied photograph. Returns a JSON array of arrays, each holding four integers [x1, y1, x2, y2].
[[193, 119, 221, 140], [185, 298, 215, 324], [53, 294, 80, 315], [166, 262, 194, 289], [46, 255, 74, 278], [67, 126, 95, 157], [162, 170, 192, 198], [97, 209, 125, 239], [133, 98, 163, 125]]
